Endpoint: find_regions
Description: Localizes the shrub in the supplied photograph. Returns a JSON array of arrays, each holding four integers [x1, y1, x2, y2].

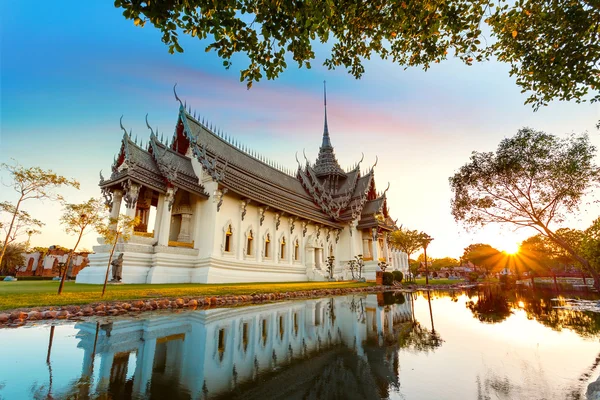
[[382, 272, 394, 286], [432, 271, 438, 278], [392, 271, 403, 282], [467, 272, 479, 282], [381, 291, 406, 305]]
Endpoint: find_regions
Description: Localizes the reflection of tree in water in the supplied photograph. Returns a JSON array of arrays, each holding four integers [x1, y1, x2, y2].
[[460, 286, 600, 338], [349, 296, 366, 324], [397, 321, 443, 353], [517, 291, 600, 338], [466, 287, 512, 324]]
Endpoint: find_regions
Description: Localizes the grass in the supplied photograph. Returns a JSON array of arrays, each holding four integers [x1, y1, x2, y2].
[[403, 278, 466, 286], [0, 280, 375, 311]]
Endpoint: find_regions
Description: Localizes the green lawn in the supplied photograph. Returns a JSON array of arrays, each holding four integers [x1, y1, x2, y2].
[[0, 280, 375, 311], [403, 278, 466, 286]]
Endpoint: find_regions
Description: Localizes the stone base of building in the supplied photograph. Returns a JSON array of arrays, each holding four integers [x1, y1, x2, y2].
[[76, 246, 312, 284], [76, 242, 406, 285]]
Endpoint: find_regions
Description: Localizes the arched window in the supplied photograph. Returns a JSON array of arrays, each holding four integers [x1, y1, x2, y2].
[[246, 230, 253, 256], [218, 328, 226, 361], [264, 234, 271, 258], [293, 313, 299, 336], [279, 315, 284, 340], [294, 240, 299, 261], [242, 322, 249, 353], [280, 236, 286, 260], [261, 319, 268, 346], [224, 224, 233, 252]]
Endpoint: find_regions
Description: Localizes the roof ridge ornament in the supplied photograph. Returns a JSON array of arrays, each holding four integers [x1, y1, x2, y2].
[[372, 156, 378, 170], [382, 182, 390, 197], [145, 113, 156, 138], [119, 115, 128, 137], [173, 83, 183, 108]]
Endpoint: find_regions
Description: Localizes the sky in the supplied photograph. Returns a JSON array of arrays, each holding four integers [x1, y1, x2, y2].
[[1, 2, 599, 258]]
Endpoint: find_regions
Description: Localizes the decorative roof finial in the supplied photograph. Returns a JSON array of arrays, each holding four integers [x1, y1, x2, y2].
[[119, 115, 128, 136], [322, 80, 331, 147], [372, 156, 378, 170], [145, 113, 156, 138], [173, 83, 183, 108], [303, 149, 309, 165], [382, 182, 390, 197]]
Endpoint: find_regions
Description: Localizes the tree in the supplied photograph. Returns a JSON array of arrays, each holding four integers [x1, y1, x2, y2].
[[431, 257, 460, 272], [389, 227, 425, 281], [450, 128, 600, 289], [0, 202, 42, 274], [0, 161, 79, 269], [461, 243, 503, 275], [57, 198, 107, 295], [581, 218, 600, 274], [0, 242, 26, 276], [96, 214, 139, 297], [115, 0, 599, 109]]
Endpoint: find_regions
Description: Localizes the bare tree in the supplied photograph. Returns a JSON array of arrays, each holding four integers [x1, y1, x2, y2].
[[58, 198, 107, 294], [0, 161, 79, 268]]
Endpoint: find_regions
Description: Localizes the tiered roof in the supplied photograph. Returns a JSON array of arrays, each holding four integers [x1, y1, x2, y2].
[[100, 119, 209, 199], [100, 87, 398, 232]]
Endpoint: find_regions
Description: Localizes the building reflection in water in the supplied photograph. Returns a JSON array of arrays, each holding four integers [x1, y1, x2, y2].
[[73, 293, 413, 399]]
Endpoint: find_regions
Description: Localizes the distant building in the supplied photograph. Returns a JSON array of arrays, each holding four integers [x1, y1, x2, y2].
[[17, 246, 89, 278], [77, 86, 408, 284]]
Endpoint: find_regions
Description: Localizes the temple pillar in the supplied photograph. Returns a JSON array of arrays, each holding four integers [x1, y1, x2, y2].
[[257, 207, 264, 263], [274, 213, 280, 265], [371, 228, 381, 262], [123, 181, 141, 237], [97, 351, 115, 391], [81, 346, 94, 379], [157, 188, 176, 246], [383, 233, 390, 262], [238, 200, 249, 260], [110, 190, 123, 231], [133, 337, 157, 395]]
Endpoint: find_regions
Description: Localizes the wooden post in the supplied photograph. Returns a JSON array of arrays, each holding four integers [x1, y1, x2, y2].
[[553, 275, 559, 292], [583, 272, 587, 285]]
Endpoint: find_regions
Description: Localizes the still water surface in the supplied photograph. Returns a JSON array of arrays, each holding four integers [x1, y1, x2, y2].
[[1, 289, 599, 400]]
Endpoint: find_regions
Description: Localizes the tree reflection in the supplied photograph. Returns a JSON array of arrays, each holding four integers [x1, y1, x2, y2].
[[466, 287, 512, 324], [397, 320, 443, 353], [461, 285, 600, 338], [516, 291, 600, 338]]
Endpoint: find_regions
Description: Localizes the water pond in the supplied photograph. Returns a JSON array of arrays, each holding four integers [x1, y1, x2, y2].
[[1, 288, 600, 400]]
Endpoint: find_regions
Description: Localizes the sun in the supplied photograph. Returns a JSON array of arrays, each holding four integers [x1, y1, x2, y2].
[[502, 241, 520, 255]]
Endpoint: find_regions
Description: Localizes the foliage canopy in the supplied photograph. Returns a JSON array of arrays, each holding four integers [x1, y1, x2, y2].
[[116, 0, 599, 108]]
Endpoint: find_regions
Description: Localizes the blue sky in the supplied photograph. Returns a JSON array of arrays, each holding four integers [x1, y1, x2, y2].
[[1, 1, 599, 257]]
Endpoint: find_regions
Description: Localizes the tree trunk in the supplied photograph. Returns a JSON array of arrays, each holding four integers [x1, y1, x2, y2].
[[541, 225, 600, 291], [102, 234, 119, 297], [58, 231, 83, 295], [0, 197, 23, 273]]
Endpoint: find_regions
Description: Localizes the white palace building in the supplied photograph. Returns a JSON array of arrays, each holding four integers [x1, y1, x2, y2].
[[76, 86, 408, 284]]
